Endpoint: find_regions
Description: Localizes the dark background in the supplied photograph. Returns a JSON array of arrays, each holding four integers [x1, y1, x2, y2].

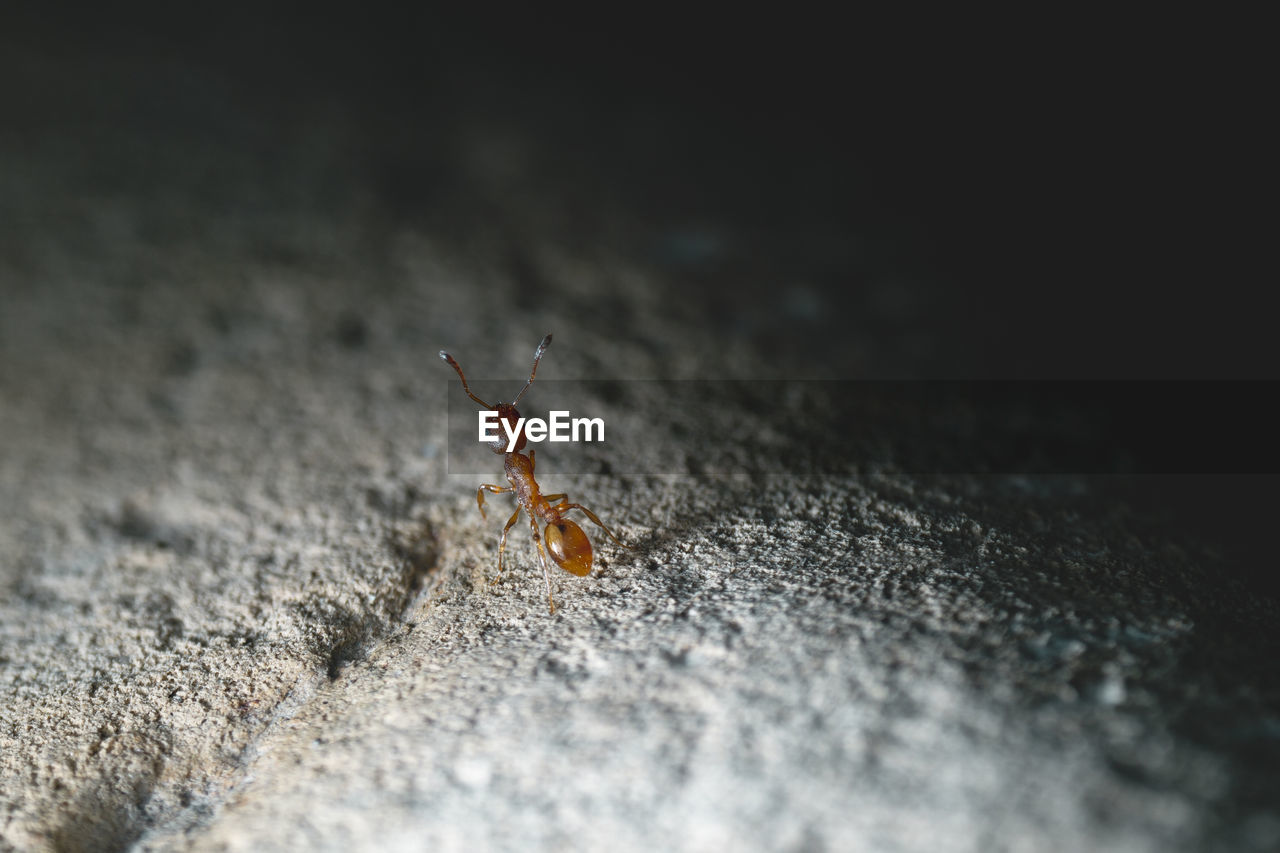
[[3, 7, 1267, 373], [2, 7, 1274, 589]]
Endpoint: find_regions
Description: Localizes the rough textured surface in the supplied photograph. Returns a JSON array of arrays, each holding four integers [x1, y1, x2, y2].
[[3, 13, 1278, 853]]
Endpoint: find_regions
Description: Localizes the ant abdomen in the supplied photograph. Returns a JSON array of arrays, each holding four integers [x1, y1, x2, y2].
[[545, 519, 592, 577]]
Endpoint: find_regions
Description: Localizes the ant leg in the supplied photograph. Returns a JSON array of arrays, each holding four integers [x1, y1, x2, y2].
[[477, 484, 511, 520], [528, 514, 556, 613], [492, 508, 521, 585], [557, 502, 632, 548], [541, 493, 566, 505], [529, 448, 535, 472]]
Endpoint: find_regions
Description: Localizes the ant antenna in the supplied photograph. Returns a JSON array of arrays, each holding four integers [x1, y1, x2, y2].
[[438, 350, 491, 408], [511, 334, 552, 406]]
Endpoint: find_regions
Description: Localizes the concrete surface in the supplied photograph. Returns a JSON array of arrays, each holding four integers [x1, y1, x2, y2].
[[2, 14, 1278, 853]]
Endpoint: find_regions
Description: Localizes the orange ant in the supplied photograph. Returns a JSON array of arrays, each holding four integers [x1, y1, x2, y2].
[[439, 334, 629, 613]]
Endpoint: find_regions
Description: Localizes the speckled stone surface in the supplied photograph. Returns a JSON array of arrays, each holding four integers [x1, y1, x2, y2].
[[2, 14, 1277, 853]]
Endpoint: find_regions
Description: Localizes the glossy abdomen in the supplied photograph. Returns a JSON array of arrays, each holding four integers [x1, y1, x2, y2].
[[545, 519, 593, 576]]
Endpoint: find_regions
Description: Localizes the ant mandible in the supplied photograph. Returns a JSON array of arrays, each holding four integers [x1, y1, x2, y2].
[[439, 334, 629, 613]]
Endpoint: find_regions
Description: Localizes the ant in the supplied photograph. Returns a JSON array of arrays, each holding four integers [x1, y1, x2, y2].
[[439, 334, 629, 613]]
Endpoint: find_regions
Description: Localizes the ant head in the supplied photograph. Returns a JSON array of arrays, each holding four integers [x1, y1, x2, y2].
[[486, 401, 525, 454], [440, 334, 552, 456]]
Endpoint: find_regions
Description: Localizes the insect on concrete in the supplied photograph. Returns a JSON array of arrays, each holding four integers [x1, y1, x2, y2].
[[439, 334, 630, 612]]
